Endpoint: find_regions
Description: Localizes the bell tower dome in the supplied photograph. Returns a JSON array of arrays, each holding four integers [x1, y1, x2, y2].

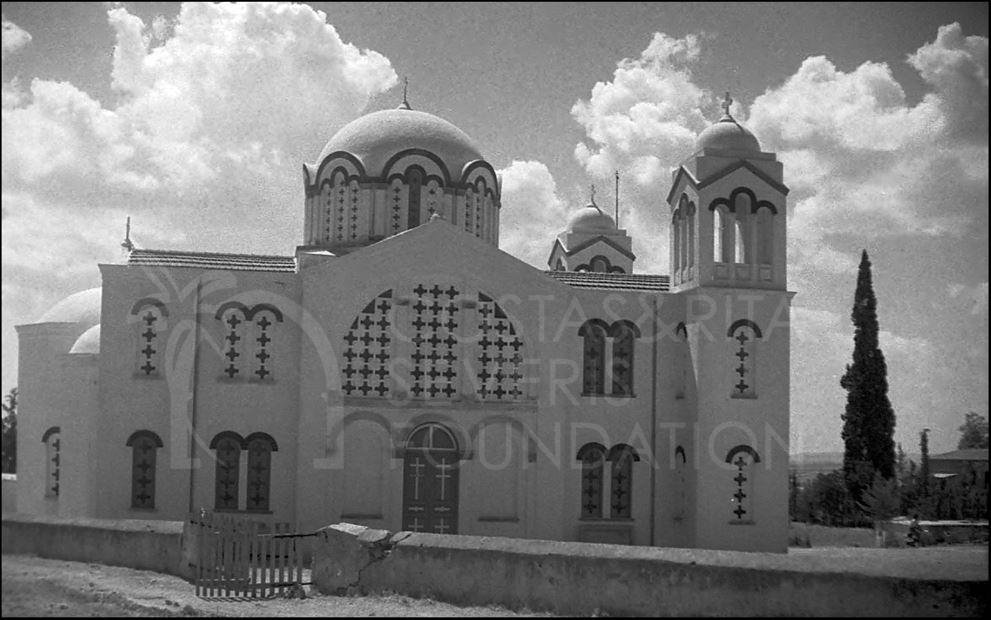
[[667, 93, 788, 290], [547, 185, 635, 273]]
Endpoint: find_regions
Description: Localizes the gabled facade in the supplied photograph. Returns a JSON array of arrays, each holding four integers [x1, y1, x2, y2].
[[16, 95, 793, 552]]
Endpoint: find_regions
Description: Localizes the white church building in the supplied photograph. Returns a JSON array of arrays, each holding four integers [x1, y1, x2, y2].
[[16, 94, 793, 552]]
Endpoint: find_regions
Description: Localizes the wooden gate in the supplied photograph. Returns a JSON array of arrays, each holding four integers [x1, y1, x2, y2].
[[189, 511, 308, 598]]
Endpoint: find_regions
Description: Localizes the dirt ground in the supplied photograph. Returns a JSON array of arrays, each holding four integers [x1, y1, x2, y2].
[[1, 555, 553, 617]]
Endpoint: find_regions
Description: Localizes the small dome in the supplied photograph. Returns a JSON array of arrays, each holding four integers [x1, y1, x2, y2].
[[318, 108, 484, 178], [36, 288, 101, 327], [696, 116, 761, 152], [568, 204, 616, 233], [69, 324, 101, 355]]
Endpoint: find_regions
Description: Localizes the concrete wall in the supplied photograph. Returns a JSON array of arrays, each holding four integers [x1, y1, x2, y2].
[[313, 524, 986, 617], [2, 474, 15, 513], [2, 514, 186, 578]]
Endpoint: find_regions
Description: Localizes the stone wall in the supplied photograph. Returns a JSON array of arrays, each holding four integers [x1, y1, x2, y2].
[[313, 523, 987, 617], [2, 514, 186, 578]]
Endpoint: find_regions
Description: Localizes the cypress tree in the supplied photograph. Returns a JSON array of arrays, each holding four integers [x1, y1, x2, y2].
[[840, 250, 896, 501]]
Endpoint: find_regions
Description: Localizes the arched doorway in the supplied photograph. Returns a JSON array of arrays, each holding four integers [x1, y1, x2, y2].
[[402, 423, 460, 534]]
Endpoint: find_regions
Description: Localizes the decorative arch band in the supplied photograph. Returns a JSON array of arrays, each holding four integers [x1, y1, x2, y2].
[[214, 301, 284, 322], [41, 426, 61, 443], [727, 318, 762, 339], [708, 186, 778, 214], [725, 444, 761, 464], [130, 298, 169, 317], [209, 430, 247, 450], [125, 430, 163, 448]]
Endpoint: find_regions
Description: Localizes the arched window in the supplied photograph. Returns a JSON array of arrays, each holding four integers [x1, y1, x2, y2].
[[734, 193, 751, 264], [249, 305, 283, 382], [348, 179, 361, 241], [210, 432, 244, 511], [41, 426, 60, 498], [713, 207, 731, 262], [675, 322, 688, 399], [131, 299, 168, 377], [390, 177, 407, 234], [672, 208, 681, 273], [674, 446, 688, 522], [726, 445, 760, 523], [590, 256, 610, 273], [554, 258, 565, 271], [217, 305, 247, 380], [728, 319, 761, 398], [245, 433, 278, 513], [755, 206, 774, 264], [407, 168, 423, 228], [607, 444, 640, 518], [579, 320, 608, 395], [609, 321, 640, 396], [734, 217, 748, 263], [215, 303, 283, 382], [577, 443, 606, 518], [463, 188, 475, 234], [686, 202, 696, 268], [333, 170, 347, 242], [126, 430, 162, 509]]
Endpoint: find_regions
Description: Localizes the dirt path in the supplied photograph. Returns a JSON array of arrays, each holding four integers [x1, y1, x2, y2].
[[2, 555, 552, 617]]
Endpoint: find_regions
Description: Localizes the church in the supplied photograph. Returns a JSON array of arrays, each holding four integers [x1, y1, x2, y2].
[[15, 92, 793, 552]]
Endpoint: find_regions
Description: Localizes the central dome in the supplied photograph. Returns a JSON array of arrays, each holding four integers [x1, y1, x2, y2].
[[318, 108, 484, 177]]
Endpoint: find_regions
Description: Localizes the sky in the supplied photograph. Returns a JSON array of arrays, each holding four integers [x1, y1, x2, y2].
[[1, 2, 987, 455]]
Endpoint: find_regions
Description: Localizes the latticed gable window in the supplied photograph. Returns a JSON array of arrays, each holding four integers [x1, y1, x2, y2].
[[245, 433, 278, 512], [408, 283, 461, 399], [211, 433, 242, 511], [42, 427, 60, 498], [474, 293, 524, 401], [342, 290, 394, 398], [577, 443, 605, 518], [127, 430, 162, 509], [131, 299, 169, 377], [726, 445, 760, 523], [579, 321, 607, 395], [728, 319, 761, 398]]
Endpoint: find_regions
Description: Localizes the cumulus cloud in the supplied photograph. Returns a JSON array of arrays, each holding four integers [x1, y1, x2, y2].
[[564, 25, 987, 453], [1, 3, 398, 391], [497, 160, 569, 268], [2, 3, 398, 253], [749, 21, 988, 263], [569, 32, 719, 274], [1, 16, 31, 61]]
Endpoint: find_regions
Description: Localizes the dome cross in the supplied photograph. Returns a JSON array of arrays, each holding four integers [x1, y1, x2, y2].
[[721, 91, 733, 118], [398, 76, 412, 110]]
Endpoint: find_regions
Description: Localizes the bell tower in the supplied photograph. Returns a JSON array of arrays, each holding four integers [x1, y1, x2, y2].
[[670, 93, 793, 552], [667, 93, 787, 291]]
